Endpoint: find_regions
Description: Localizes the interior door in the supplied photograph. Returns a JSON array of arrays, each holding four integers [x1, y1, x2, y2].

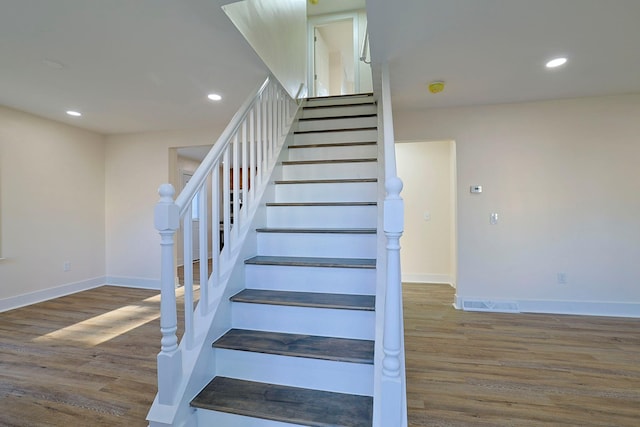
[[314, 27, 331, 97], [311, 17, 357, 97]]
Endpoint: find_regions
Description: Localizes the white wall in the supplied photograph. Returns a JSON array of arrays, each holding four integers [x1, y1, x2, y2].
[[396, 141, 455, 285], [394, 94, 640, 316], [222, 0, 307, 98], [105, 128, 222, 288], [0, 106, 105, 309]]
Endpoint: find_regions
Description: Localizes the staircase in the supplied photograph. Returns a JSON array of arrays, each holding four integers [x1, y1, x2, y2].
[[190, 93, 379, 426]]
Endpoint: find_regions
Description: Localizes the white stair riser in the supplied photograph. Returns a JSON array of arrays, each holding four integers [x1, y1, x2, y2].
[[197, 410, 306, 427], [287, 144, 377, 161], [245, 265, 376, 295], [257, 232, 377, 258], [293, 129, 377, 145], [274, 182, 377, 202], [301, 104, 376, 119], [306, 95, 374, 107], [266, 205, 377, 228], [297, 116, 377, 132], [215, 349, 374, 395], [281, 162, 377, 180], [232, 303, 375, 339]]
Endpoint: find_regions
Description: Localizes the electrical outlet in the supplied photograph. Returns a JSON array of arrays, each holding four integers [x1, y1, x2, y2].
[[490, 213, 499, 225], [64, 261, 71, 272]]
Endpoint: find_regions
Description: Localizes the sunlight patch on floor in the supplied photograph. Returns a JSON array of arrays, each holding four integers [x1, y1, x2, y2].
[[33, 303, 160, 346], [32, 286, 196, 347]]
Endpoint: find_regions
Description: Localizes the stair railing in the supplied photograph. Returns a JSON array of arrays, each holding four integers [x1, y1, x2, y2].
[[153, 75, 299, 406], [377, 63, 407, 426], [360, 24, 371, 65]]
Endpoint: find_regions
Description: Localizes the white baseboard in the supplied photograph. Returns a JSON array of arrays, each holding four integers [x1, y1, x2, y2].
[[402, 273, 453, 286], [517, 299, 640, 318], [105, 276, 161, 290], [455, 295, 640, 318], [0, 276, 105, 313]]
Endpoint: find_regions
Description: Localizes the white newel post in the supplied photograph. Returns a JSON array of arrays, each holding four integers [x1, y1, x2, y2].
[[154, 184, 182, 405], [382, 176, 404, 423]]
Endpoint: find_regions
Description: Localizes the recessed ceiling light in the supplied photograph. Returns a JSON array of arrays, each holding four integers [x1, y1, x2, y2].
[[207, 93, 222, 101], [66, 110, 82, 117], [546, 57, 568, 68]]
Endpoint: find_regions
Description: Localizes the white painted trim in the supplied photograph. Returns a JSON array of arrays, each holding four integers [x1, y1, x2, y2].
[[517, 299, 640, 318], [455, 296, 640, 318], [0, 276, 105, 313], [307, 11, 361, 98], [105, 276, 161, 290], [402, 273, 453, 285]]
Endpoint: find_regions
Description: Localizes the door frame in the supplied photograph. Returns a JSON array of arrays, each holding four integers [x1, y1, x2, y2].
[[307, 12, 361, 98]]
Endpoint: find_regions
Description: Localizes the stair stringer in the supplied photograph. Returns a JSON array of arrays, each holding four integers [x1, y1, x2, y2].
[[147, 114, 299, 427]]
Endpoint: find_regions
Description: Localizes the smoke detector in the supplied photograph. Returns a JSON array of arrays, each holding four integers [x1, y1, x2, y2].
[[428, 81, 445, 94]]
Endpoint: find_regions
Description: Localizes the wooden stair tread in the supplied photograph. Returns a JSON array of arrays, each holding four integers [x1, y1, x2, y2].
[[282, 158, 377, 165], [266, 201, 376, 207], [191, 376, 373, 427], [306, 93, 373, 101], [275, 178, 377, 184], [231, 289, 375, 311], [289, 141, 377, 149], [299, 114, 377, 122], [303, 102, 375, 110], [294, 127, 377, 135], [255, 227, 376, 234], [245, 255, 376, 269], [213, 329, 374, 364]]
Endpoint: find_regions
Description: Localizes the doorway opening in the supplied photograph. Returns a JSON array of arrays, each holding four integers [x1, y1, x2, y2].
[[395, 140, 458, 288], [308, 13, 361, 97]]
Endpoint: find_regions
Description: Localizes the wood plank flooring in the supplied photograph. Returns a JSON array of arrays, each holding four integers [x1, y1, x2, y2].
[[1, 283, 638, 426], [0, 286, 163, 427], [404, 283, 640, 426]]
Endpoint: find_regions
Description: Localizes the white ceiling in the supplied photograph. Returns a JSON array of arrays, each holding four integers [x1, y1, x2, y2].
[[0, 0, 268, 134], [1, 0, 639, 135], [368, 0, 640, 111]]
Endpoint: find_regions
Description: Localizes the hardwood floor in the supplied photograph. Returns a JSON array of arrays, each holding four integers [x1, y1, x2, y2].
[[404, 283, 640, 426], [0, 286, 161, 427], [1, 284, 638, 426]]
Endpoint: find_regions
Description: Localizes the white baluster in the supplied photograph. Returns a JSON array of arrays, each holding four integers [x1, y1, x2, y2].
[[241, 118, 248, 222], [211, 162, 220, 288], [198, 185, 208, 313], [183, 206, 194, 349], [154, 184, 182, 405], [222, 147, 231, 259], [249, 107, 256, 206], [232, 133, 240, 241], [256, 96, 263, 188]]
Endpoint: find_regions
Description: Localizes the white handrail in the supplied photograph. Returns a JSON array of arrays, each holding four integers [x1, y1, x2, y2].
[[360, 23, 371, 64], [152, 75, 299, 407]]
